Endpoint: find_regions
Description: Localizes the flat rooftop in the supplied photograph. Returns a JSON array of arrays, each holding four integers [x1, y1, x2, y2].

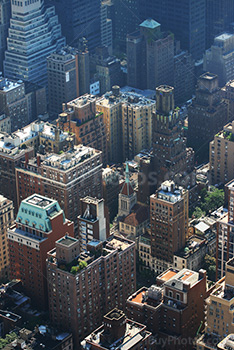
[[83, 319, 150, 350], [57, 236, 78, 247], [25, 195, 54, 208], [157, 269, 178, 283]]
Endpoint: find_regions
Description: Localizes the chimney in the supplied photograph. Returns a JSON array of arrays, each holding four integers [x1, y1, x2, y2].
[[25, 152, 29, 168], [37, 155, 41, 167]]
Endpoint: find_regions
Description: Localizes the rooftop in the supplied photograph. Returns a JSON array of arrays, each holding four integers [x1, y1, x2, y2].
[[0, 78, 22, 92], [121, 204, 149, 227], [43, 145, 99, 171], [217, 334, 234, 350], [82, 319, 150, 350], [57, 235, 77, 247], [16, 194, 64, 232], [215, 32, 234, 42], [140, 18, 161, 29], [157, 269, 179, 283]]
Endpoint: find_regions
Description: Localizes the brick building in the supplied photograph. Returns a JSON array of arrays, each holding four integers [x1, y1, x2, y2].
[[127, 268, 208, 350], [57, 95, 108, 164], [150, 180, 188, 274], [15, 145, 103, 233], [0, 195, 14, 281], [81, 308, 152, 349], [197, 258, 234, 349], [7, 194, 74, 309], [47, 235, 136, 347]]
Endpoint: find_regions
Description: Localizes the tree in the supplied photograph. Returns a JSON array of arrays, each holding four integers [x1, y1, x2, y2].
[[201, 187, 224, 214], [203, 254, 216, 281], [193, 207, 205, 218]]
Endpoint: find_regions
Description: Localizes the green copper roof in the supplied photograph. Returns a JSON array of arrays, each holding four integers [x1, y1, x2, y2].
[[16, 194, 64, 232], [140, 19, 161, 29]]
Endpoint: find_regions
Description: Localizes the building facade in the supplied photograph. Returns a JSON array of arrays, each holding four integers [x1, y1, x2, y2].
[[47, 235, 136, 347], [216, 181, 234, 279], [58, 95, 108, 165], [150, 180, 188, 274], [47, 48, 78, 115], [127, 20, 174, 90], [15, 145, 103, 233], [210, 122, 234, 185], [0, 195, 13, 281], [127, 268, 208, 350], [78, 196, 110, 252], [81, 308, 151, 350], [7, 194, 74, 309], [188, 73, 228, 162], [0, 0, 10, 71], [0, 78, 30, 132], [4, 0, 65, 87], [197, 258, 234, 349], [204, 33, 234, 87], [140, 0, 206, 60]]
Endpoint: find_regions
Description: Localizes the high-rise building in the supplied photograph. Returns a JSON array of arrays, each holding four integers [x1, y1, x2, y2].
[[127, 20, 174, 90], [0, 195, 13, 281], [58, 95, 108, 165], [77, 39, 90, 97], [204, 33, 234, 87], [0, 78, 30, 131], [216, 181, 234, 279], [206, 0, 234, 48], [4, 0, 65, 87], [188, 73, 228, 162], [47, 235, 136, 347], [197, 258, 234, 349], [150, 180, 188, 274], [91, 46, 123, 94], [140, 0, 206, 60], [101, 2, 112, 55], [0, 138, 33, 212], [113, 0, 139, 51], [15, 145, 103, 233], [81, 308, 152, 350], [221, 79, 234, 121], [153, 85, 192, 185], [78, 196, 110, 252], [96, 86, 155, 163], [127, 268, 208, 350], [174, 49, 195, 105], [0, 0, 10, 71], [7, 194, 74, 309], [0, 114, 10, 132], [47, 48, 78, 115], [210, 122, 234, 185], [96, 87, 123, 163], [45, 0, 101, 52]]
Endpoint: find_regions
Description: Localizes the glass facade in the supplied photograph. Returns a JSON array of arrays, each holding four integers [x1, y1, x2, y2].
[[4, 0, 65, 87]]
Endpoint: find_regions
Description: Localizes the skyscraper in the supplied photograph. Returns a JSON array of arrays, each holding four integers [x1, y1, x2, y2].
[[45, 0, 101, 52], [152, 85, 191, 185], [188, 73, 228, 162], [0, 0, 11, 71], [127, 20, 174, 90], [47, 47, 78, 115], [206, 0, 234, 48], [140, 0, 206, 60], [4, 0, 65, 87]]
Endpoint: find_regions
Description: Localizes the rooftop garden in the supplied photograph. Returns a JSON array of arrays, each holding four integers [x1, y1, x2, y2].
[[59, 259, 88, 274], [223, 130, 234, 141]]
